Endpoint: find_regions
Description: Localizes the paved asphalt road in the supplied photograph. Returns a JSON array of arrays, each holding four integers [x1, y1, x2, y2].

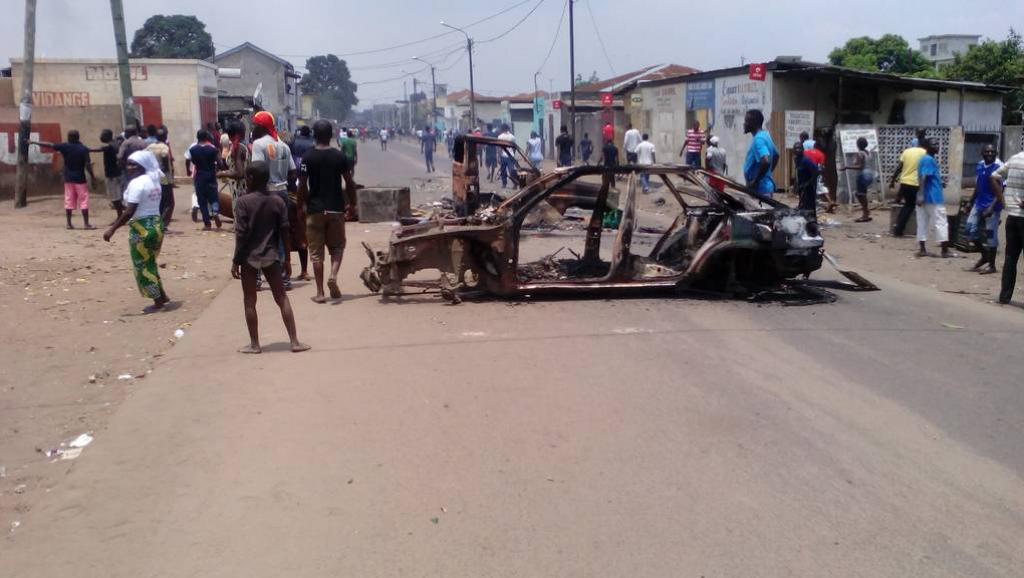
[[4, 140, 1023, 577]]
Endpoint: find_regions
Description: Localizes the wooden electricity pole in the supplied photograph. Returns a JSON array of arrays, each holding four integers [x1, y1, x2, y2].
[[109, 0, 137, 130], [14, 0, 37, 208]]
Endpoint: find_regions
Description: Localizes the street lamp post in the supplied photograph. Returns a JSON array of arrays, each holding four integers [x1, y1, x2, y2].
[[440, 20, 475, 131]]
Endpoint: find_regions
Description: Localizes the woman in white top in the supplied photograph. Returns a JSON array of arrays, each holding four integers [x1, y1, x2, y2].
[[527, 131, 544, 167], [103, 150, 170, 309]]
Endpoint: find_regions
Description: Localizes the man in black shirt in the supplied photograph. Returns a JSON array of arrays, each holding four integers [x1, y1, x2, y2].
[[32, 129, 96, 229], [299, 120, 352, 303], [602, 139, 619, 167], [555, 125, 574, 167], [94, 128, 124, 218]]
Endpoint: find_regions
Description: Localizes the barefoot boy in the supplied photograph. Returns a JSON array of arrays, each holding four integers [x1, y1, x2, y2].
[[231, 162, 310, 354]]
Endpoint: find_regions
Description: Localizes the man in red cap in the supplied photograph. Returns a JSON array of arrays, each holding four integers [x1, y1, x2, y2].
[[250, 111, 300, 288]]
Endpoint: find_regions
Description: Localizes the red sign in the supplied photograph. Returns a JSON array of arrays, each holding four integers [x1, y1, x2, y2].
[[601, 93, 614, 107], [749, 63, 767, 81], [552, 99, 563, 110]]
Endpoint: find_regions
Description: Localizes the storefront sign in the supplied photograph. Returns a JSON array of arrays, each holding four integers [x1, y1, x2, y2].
[[552, 99, 563, 110], [784, 110, 814, 147], [85, 65, 148, 81], [630, 93, 643, 105], [749, 63, 767, 81], [686, 80, 715, 111], [601, 93, 614, 107], [718, 75, 770, 130], [33, 91, 91, 107]]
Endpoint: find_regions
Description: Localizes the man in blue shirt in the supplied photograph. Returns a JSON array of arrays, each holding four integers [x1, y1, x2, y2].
[[915, 139, 950, 258], [966, 144, 1003, 274], [742, 109, 778, 200]]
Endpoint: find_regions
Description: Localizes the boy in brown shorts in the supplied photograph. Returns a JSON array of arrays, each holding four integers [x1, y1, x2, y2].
[[298, 120, 352, 303]]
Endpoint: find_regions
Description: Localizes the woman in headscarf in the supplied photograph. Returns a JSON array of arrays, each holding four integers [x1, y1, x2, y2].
[[103, 150, 171, 309]]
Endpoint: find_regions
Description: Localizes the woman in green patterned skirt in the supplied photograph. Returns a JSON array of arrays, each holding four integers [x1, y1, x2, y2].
[[103, 150, 171, 309]]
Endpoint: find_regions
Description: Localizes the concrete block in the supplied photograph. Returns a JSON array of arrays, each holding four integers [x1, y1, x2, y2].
[[357, 187, 411, 223]]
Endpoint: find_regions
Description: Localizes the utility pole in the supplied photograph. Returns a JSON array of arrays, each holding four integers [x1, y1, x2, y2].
[[429, 65, 438, 132], [413, 78, 418, 127], [568, 0, 576, 162], [110, 0, 136, 131], [441, 21, 476, 131], [404, 81, 411, 132], [14, 0, 37, 208]]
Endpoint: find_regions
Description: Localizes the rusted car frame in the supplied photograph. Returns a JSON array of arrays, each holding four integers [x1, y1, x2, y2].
[[360, 161, 829, 301]]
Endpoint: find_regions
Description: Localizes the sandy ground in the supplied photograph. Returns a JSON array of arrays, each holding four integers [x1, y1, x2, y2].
[[0, 186, 232, 521]]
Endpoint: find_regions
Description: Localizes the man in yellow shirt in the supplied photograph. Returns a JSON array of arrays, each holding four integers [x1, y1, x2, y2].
[[889, 136, 928, 237]]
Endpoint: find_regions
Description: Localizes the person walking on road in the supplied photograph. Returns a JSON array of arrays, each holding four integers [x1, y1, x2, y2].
[[291, 125, 315, 162], [498, 124, 517, 188], [527, 130, 544, 167], [915, 139, 951, 258], [680, 120, 706, 167], [340, 129, 359, 179], [580, 132, 593, 165], [602, 138, 619, 167], [889, 138, 928, 237], [623, 123, 641, 164], [102, 150, 170, 310], [965, 144, 1003, 274], [636, 134, 656, 193], [379, 127, 389, 151], [705, 135, 728, 192], [991, 150, 1024, 303], [251, 111, 300, 286], [601, 121, 614, 145], [188, 130, 222, 229], [146, 127, 175, 228], [793, 142, 820, 215], [555, 125, 573, 167], [32, 130, 97, 229], [232, 161, 309, 354], [299, 120, 352, 304], [422, 127, 436, 173], [742, 110, 778, 200]]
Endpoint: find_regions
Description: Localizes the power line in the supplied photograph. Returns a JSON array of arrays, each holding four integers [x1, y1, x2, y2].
[[583, 0, 616, 76], [536, 0, 568, 74], [477, 0, 547, 44], [348, 42, 465, 71]]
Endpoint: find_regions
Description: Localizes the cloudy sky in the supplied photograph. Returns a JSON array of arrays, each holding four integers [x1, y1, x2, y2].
[[2, 0, 1019, 109]]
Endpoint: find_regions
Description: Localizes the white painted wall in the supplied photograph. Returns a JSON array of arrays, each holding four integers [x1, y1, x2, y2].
[[714, 73, 774, 181]]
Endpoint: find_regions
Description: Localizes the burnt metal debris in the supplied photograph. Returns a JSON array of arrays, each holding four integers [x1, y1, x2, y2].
[[360, 135, 876, 303]]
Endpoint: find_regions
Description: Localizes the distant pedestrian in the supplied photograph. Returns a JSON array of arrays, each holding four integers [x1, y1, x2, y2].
[[497, 124, 517, 188], [793, 142, 819, 214], [527, 130, 543, 166], [680, 120, 706, 167], [991, 150, 1024, 303], [299, 120, 352, 304], [601, 121, 614, 144], [117, 126, 147, 180], [422, 126, 435, 173], [146, 126, 176, 227], [291, 125, 315, 162], [31, 130, 96, 229], [95, 129, 124, 219], [742, 109, 778, 200], [143, 124, 158, 145], [966, 144, 1003, 274], [555, 125, 573, 167], [889, 138, 928, 237], [446, 130, 455, 157], [623, 123, 641, 164], [580, 133, 593, 165], [705, 135, 728, 192], [380, 127, 389, 151], [602, 139, 619, 167], [635, 133, 656, 193], [840, 137, 873, 222], [340, 128, 359, 178], [915, 139, 950, 258], [484, 124, 498, 181], [102, 150, 170, 310], [232, 161, 309, 354], [188, 130, 222, 229]]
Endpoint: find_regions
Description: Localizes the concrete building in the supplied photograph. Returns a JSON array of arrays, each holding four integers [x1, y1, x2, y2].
[[213, 42, 302, 134], [625, 59, 1008, 197], [919, 35, 981, 68], [3, 57, 218, 183]]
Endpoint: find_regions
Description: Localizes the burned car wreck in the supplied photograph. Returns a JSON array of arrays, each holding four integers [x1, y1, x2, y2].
[[361, 135, 858, 302]]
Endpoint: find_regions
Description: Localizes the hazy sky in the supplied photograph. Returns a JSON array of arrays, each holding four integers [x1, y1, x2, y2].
[[2, 0, 1020, 110]]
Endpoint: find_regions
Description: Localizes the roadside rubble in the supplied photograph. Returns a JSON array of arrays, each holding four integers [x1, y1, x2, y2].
[[39, 432, 94, 461]]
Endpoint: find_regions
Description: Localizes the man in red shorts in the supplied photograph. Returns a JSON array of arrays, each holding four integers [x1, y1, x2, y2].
[[32, 130, 97, 229]]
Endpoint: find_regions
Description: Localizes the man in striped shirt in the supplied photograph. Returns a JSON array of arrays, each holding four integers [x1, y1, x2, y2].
[[992, 151, 1024, 304], [679, 121, 706, 167]]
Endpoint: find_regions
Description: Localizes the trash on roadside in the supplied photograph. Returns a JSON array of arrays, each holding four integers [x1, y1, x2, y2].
[[941, 322, 965, 329], [69, 433, 93, 448], [118, 374, 133, 380], [60, 448, 83, 460], [174, 329, 185, 339], [13, 483, 26, 494], [430, 517, 440, 524], [88, 375, 97, 384], [10, 521, 20, 532], [819, 217, 842, 228]]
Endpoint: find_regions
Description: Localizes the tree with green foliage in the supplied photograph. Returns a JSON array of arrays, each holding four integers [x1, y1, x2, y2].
[[300, 55, 359, 122], [942, 29, 1024, 124], [575, 71, 601, 87], [828, 34, 931, 75], [130, 15, 214, 59]]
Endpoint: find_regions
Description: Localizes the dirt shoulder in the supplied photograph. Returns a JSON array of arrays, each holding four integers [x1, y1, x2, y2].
[[0, 189, 233, 529]]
